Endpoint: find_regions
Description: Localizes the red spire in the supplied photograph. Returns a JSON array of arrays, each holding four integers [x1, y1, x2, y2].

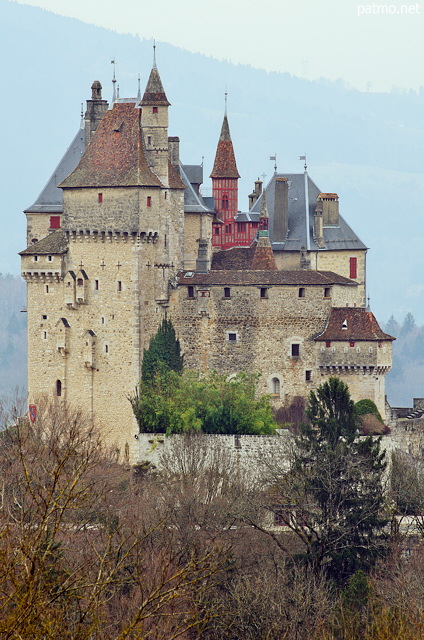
[[210, 116, 240, 179]]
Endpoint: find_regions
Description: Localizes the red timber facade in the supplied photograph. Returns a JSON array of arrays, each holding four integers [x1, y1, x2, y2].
[[211, 114, 257, 249]]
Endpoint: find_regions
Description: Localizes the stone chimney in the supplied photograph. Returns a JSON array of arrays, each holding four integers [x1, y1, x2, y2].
[[196, 239, 211, 273], [317, 193, 339, 226], [168, 136, 180, 167], [273, 177, 289, 242], [314, 203, 325, 248], [84, 81, 108, 147], [248, 178, 263, 209]]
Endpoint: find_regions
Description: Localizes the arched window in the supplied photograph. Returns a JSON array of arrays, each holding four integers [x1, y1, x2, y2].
[[56, 380, 62, 397], [271, 377, 280, 398]]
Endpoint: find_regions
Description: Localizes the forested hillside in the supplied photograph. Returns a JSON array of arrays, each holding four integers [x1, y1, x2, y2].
[[384, 313, 424, 406], [0, 275, 26, 396]]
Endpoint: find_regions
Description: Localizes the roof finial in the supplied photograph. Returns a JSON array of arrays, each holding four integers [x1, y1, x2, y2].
[[224, 86, 228, 116], [80, 102, 84, 128], [111, 58, 117, 103], [367, 295, 371, 311], [299, 154, 307, 172], [153, 40, 157, 68], [269, 154, 277, 173], [137, 73, 141, 100], [117, 84, 120, 99]]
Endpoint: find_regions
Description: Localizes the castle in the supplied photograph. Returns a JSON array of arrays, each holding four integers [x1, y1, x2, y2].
[[20, 59, 394, 463]]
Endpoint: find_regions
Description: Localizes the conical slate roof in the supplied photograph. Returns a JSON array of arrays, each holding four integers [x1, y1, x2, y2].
[[210, 115, 240, 179], [141, 66, 170, 106]]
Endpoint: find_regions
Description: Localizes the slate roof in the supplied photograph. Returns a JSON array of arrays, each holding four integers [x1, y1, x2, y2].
[[180, 164, 214, 214], [19, 230, 68, 255], [24, 127, 85, 213], [178, 270, 357, 286], [60, 103, 162, 189], [251, 173, 367, 252], [210, 116, 240, 179], [141, 66, 170, 106], [314, 307, 395, 342]]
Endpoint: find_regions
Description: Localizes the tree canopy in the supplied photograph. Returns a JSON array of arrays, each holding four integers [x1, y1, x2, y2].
[[131, 369, 277, 436]]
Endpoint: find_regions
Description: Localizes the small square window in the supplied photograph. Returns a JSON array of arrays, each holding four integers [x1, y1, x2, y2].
[[228, 332, 237, 342], [350, 341, 355, 347], [291, 344, 300, 357], [152, 107, 158, 114], [224, 287, 231, 298], [326, 341, 331, 348], [50, 216, 60, 229], [298, 287, 305, 298], [42, 314, 47, 320], [260, 288, 268, 299], [33, 255, 39, 262]]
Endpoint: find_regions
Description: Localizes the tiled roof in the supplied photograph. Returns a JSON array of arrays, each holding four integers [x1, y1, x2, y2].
[[177, 270, 357, 286], [168, 161, 186, 190], [60, 103, 162, 189], [141, 66, 170, 106], [25, 127, 85, 213], [251, 173, 367, 252], [251, 240, 278, 270], [19, 230, 68, 255], [211, 244, 258, 270], [210, 116, 240, 179], [314, 307, 395, 341]]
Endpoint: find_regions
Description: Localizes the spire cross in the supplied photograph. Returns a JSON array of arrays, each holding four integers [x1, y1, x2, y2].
[[79, 260, 84, 269], [111, 59, 117, 102]]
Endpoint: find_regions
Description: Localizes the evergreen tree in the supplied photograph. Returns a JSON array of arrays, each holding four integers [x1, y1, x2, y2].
[[141, 318, 183, 384], [384, 314, 399, 337], [279, 378, 388, 586], [399, 311, 416, 338]]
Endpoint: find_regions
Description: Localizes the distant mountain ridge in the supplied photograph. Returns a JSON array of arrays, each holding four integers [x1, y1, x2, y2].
[[2, 0, 424, 327]]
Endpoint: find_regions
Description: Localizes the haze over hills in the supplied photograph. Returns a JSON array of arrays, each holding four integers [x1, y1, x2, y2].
[[2, 1, 424, 328]]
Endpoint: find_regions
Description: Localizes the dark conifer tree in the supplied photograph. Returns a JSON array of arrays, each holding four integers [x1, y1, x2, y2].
[[141, 318, 183, 384]]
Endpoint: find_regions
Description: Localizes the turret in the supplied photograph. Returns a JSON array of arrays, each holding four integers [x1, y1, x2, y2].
[[84, 81, 108, 147], [140, 53, 170, 187]]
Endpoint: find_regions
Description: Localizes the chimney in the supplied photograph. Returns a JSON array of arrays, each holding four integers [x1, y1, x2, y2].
[[317, 193, 339, 226], [168, 136, 180, 167], [314, 202, 325, 248], [273, 177, 289, 243], [196, 239, 211, 273], [84, 81, 108, 147], [248, 178, 262, 209]]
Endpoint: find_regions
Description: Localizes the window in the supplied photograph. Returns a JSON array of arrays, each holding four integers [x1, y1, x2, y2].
[[227, 332, 237, 342], [95, 279, 99, 291], [56, 379, 62, 397], [98, 193, 103, 203], [237, 222, 246, 233], [101, 317, 105, 325], [222, 195, 229, 210], [42, 314, 47, 320], [33, 255, 38, 262], [350, 341, 355, 347], [43, 330, 47, 340], [200, 290, 210, 297], [45, 285, 49, 293], [224, 287, 231, 298], [305, 370, 312, 381], [214, 227, 220, 235], [147, 196, 152, 207], [187, 285, 195, 298], [349, 257, 357, 279], [152, 106, 158, 114], [271, 377, 280, 397], [326, 341, 331, 348], [260, 288, 268, 299], [147, 136, 151, 145], [105, 344, 109, 354], [50, 216, 60, 229], [291, 343, 300, 357], [48, 255, 53, 262], [225, 224, 231, 234], [117, 281, 122, 292], [77, 278, 84, 286], [298, 287, 305, 298], [324, 287, 331, 298]]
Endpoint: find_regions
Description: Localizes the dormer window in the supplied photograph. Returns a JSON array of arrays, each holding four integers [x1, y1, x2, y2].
[[342, 320, 348, 330]]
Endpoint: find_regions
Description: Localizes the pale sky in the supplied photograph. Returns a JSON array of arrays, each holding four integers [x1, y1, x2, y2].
[[11, 0, 424, 92]]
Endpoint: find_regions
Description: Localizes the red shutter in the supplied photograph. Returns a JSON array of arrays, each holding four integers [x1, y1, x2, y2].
[[349, 257, 357, 279], [50, 216, 61, 229]]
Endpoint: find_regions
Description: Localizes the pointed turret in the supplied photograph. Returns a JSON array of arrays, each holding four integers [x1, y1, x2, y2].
[[84, 80, 108, 147], [210, 115, 240, 179], [251, 189, 277, 270], [140, 50, 170, 186]]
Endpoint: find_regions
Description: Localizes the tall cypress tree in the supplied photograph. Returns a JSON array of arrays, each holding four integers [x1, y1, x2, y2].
[[141, 318, 183, 384]]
